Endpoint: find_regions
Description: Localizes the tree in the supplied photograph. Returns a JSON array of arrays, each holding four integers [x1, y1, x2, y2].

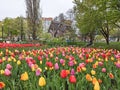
[[25, 0, 41, 40], [66, 9, 75, 21], [74, 0, 120, 45], [3, 18, 19, 40], [74, 0, 98, 45], [48, 13, 76, 40]]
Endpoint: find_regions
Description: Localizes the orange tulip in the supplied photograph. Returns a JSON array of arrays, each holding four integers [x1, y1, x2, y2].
[[20, 72, 29, 81], [92, 77, 97, 85], [109, 73, 114, 79], [0, 82, 5, 89], [98, 79, 102, 84], [77, 66, 81, 72], [86, 74, 92, 81]]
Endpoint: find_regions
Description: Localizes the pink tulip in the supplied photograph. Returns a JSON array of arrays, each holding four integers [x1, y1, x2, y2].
[[60, 59, 65, 64], [4, 69, 11, 76], [68, 61, 74, 66], [29, 64, 34, 68], [6, 64, 12, 70], [19, 56, 22, 60], [115, 53, 120, 59], [116, 63, 120, 68], [70, 69, 75, 75], [62, 53, 65, 56], [36, 68, 41, 76], [69, 56, 75, 61], [54, 63, 59, 70], [102, 68, 106, 73], [55, 57, 59, 61], [79, 63, 86, 68], [98, 62, 103, 66]]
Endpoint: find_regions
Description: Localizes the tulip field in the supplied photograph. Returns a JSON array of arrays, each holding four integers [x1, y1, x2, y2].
[[0, 43, 120, 90]]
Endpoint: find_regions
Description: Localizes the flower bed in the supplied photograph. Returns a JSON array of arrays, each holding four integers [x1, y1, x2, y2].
[[0, 46, 120, 90], [0, 43, 42, 48]]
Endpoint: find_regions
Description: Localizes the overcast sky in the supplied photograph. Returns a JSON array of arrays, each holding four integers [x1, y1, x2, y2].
[[0, 0, 74, 21]]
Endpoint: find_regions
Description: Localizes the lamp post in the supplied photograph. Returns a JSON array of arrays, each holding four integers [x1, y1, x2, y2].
[[2, 24, 4, 40]]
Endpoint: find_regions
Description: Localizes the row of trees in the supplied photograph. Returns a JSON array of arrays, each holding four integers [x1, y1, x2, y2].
[[0, 0, 119, 44], [0, 0, 42, 41], [74, 0, 120, 45], [0, 17, 27, 41]]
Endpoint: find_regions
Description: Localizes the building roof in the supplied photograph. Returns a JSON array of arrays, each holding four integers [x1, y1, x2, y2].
[[42, 17, 53, 21]]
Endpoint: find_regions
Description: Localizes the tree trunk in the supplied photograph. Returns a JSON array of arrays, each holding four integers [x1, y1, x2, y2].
[[32, 31, 36, 40], [117, 37, 120, 42], [32, 26, 36, 40], [100, 24, 110, 45], [89, 33, 94, 45], [54, 30, 57, 37], [105, 35, 109, 45]]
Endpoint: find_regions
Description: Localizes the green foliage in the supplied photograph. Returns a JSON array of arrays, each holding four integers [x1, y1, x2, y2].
[[38, 32, 52, 41], [74, 0, 120, 44]]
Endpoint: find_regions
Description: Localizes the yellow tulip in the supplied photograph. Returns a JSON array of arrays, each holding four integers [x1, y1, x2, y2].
[[38, 68, 42, 72], [74, 60, 77, 64], [2, 57, 6, 61], [17, 60, 21, 65], [8, 58, 12, 62], [95, 61, 98, 66], [0, 70, 4, 74], [81, 67, 86, 71], [94, 81, 100, 90], [13, 59, 16, 62], [20, 72, 29, 81], [45, 67, 48, 70], [31, 66, 35, 71], [39, 77, 46, 87], [49, 67, 54, 70], [40, 61, 42, 64], [111, 57, 114, 61], [91, 70, 96, 75]]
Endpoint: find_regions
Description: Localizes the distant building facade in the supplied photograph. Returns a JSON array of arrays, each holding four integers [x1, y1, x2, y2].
[[42, 17, 53, 32], [48, 20, 72, 37]]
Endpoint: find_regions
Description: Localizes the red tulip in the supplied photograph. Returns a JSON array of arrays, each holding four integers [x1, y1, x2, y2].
[[60, 70, 68, 79], [0, 59, 3, 64], [46, 61, 53, 67], [86, 54, 89, 59], [38, 56, 42, 61], [69, 75, 76, 84]]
